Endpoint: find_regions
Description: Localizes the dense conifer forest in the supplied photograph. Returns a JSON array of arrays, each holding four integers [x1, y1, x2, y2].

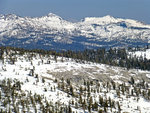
[[1, 46, 150, 71]]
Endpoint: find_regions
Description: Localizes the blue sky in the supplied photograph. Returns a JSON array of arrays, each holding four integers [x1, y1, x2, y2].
[[0, 0, 150, 24]]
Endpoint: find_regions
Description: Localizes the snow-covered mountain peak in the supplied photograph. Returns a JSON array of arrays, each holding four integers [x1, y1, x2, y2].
[[32, 13, 67, 27], [39, 13, 63, 21], [81, 15, 118, 25], [0, 13, 150, 50], [81, 15, 150, 28], [0, 14, 20, 20], [47, 13, 61, 18], [101, 15, 115, 20]]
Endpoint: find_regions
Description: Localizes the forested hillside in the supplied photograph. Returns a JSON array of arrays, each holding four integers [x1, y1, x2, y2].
[[0, 47, 150, 113]]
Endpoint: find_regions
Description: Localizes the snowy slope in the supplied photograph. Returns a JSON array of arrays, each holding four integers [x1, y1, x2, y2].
[[0, 49, 150, 112], [130, 49, 150, 60], [0, 13, 150, 50]]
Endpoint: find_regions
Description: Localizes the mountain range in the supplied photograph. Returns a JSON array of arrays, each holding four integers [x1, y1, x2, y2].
[[0, 13, 150, 50]]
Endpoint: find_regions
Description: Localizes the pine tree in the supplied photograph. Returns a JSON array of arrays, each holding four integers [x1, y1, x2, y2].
[[117, 101, 121, 112], [82, 99, 86, 111], [70, 85, 74, 96], [68, 105, 72, 113], [79, 94, 82, 104], [99, 96, 103, 106], [42, 78, 45, 83], [98, 109, 103, 113], [93, 101, 98, 111], [130, 77, 135, 85]]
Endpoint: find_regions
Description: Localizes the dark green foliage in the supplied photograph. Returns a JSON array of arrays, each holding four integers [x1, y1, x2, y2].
[[42, 78, 45, 83], [70, 85, 74, 96], [1, 46, 150, 71], [130, 77, 135, 85]]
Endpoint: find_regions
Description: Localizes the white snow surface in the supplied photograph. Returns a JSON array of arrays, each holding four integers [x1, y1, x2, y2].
[[130, 49, 150, 60], [0, 13, 150, 41], [0, 52, 150, 112]]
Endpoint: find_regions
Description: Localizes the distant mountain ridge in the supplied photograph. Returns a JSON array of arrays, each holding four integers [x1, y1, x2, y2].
[[0, 13, 150, 50]]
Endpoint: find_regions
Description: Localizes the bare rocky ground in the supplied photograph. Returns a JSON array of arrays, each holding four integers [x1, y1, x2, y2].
[[47, 60, 150, 85]]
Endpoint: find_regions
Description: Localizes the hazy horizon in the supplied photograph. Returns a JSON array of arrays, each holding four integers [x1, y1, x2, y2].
[[0, 0, 150, 24]]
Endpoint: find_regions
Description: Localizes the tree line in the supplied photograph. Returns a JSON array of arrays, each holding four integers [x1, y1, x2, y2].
[[0, 46, 150, 71]]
